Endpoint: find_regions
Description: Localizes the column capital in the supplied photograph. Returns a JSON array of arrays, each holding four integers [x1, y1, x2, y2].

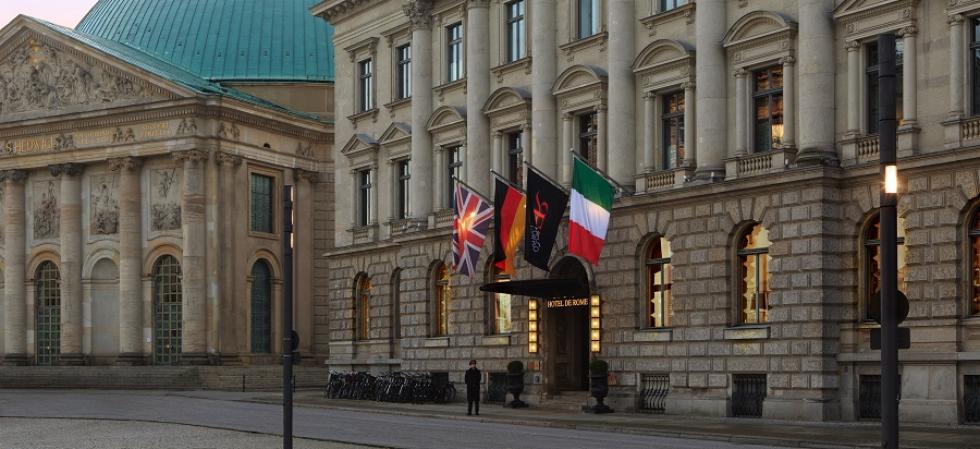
[[521, 122, 532, 132], [108, 156, 143, 172], [171, 149, 209, 164], [898, 25, 918, 37], [733, 68, 748, 78], [844, 40, 861, 52], [949, 14, 965, 26], [214, 151, 243, 166], [779, 56, 796, 66], [643, 91, 656, 100], [595, 104, 608, 112], [48, 163, 83, 178], [562, 113, 574, 122], [682, 81, 696, 90], [466, 0, 490, 9], [0, 169, 26, 184], [295, 168, 319, 183], [403, 1, 434, 30], [493, 130, 504, 138]]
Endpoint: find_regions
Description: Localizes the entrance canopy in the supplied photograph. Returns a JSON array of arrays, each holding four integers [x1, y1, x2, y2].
[[480, 278, 590, 299]]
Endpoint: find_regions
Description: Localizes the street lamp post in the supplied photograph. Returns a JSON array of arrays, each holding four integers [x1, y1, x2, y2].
[[282, 184, 295, 449], [877, 33, 900, 449]]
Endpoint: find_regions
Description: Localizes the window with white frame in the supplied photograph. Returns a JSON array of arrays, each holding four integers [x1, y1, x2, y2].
[[446, 145, 463, 208], [662, 91, 685, 169], [358, 59, 374, 112], [866, 40, 903, 134], [395, 159, 410, 220], [356, 168, 372, 226], [507, 131, 523, 185], [447, 22, 464, 82], [577, 0, 600, 39], [577, 111, 599, 166], [753, 66, 784, 152], [506, 0, 526, 63], [660, 0, 687, 12], [396, 44, 411, 100]]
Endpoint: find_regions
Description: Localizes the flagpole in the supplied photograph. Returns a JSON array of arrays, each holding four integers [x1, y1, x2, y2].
[[523, 159, 570, 194], [490, 170, 524, 192], [451, 176, 492, 204], [569, 150, 633, 196]]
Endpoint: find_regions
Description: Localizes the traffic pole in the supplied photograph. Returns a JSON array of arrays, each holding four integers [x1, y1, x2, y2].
[[282, 184, 295, 449], [877, 33, 900, 449]]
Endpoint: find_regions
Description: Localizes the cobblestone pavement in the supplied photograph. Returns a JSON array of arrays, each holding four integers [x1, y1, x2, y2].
[[0, 418, 368, 449], [0, 390, 785, 449]]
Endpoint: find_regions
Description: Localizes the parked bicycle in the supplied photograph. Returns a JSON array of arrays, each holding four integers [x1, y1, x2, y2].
[[325, 370, 455, 404]]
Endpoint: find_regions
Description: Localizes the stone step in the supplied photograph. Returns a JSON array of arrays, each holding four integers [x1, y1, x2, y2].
[[0, 365, 331, 390], [538, 391, 592, 412]]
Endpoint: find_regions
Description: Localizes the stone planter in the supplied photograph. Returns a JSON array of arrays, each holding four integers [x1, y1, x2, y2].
[[589, 374, 613, 414], [507, 372, 528, 408]]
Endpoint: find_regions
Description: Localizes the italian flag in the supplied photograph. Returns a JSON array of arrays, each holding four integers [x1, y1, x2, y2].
[[569, 158, 615, 265]]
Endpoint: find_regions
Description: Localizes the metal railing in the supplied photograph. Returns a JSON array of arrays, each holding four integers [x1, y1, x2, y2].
[[639, 374, 670, 413], [732, 374, 766, 417]]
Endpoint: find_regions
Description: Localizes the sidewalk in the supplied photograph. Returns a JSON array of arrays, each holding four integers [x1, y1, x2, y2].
[[214, 390, 980, 449]]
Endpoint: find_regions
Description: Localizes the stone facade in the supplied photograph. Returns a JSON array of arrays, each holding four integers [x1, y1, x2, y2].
[[315, 0, 980, 424], [0, 17, 334, 366]]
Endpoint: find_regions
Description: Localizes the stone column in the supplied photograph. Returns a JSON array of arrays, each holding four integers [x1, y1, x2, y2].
[[950, 15, 965, 119], [643, 92, 656, 172], [434, 147, 446, 209], [561, 113, 573, 184], [683, 81, 696, 168], [491, 131, 503, 174], [795, 0, 836, 163], [781, 56, 797, 149], [51, 163, 84, 365], [111, 157, 144, 364], [404, 1, 434, 219], [204, 153, 221, 359], [845, 41, 861, 136], [694, 0, 727, 180], [466, 0, 491, 193], [294, 169, 316, 357], [215, 152, 242, 360], [734, 68, 748, 156], [606, 0, 634, 185], [370, 166, 379, 223], [899, 26, 918, 127], [531, 0, 558, 178], [174, 149, 209, 364], [596, 105, 607, 171], [1, 170, 27, 365], [520, 124, 532, 170]]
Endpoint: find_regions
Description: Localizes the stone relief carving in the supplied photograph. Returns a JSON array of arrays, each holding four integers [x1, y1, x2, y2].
[[33, 179, 59, 240], [177, 118, 197, 135], [0, 38, 151, 115], [53, 133, 75, 151], [90, 174, 119, 235], [217, 122, 241, 140], [150, 168, 182, 232], [111, 127, 136, 144], [296, 141, 313, 158]]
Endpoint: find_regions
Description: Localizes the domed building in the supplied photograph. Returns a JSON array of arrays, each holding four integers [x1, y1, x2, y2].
[[0, 0, 334, 371]]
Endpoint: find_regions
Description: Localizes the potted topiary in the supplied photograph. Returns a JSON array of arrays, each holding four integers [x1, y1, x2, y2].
[[506, 360, 529, 408], [588, 359, 613, 414]]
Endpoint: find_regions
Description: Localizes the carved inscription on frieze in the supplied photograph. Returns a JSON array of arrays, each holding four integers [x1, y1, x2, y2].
[[90, 174, 119, 235], [1, 121, 173, 156], [33, 179, 59, 240], [150, 168, 181, 232]]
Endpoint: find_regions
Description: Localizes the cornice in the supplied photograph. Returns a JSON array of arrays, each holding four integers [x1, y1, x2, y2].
[[312, 0, 384, 24]]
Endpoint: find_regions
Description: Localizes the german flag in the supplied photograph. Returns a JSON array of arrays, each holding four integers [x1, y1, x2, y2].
[[493, 177, 526, 275]]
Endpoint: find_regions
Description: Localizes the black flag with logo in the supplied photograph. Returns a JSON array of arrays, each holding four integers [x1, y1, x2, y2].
[[524, 166, 568, 271]]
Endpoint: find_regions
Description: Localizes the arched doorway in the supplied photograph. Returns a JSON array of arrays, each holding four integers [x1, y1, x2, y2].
[[152, 255, 182, 365], [35, 261, 61, 365], [545, 257, 591, 392], [250, 260, 273, 354]]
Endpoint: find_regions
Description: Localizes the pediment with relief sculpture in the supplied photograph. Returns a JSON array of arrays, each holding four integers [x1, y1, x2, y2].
[[0, 29, 174, 122]]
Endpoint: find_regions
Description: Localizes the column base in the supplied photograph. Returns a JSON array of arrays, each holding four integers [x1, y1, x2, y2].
[[795, 148, 840, 167], [1, 353, 30, 366], [179, 352, 212, 366], [114, 352, 148, 366], [57, 353, 87, 366]]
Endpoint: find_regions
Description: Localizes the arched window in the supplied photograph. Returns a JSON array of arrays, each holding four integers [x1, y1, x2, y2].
[[35, 261, 61, 365], [646, 237, 673, 328], [433, 263, 451, 337], [354, 274, 371, 340], [153, 255, 182, 365], [863, 213, 907, 321], [971, 209, 980, 315], [487, 265, 513, 334], [391, 269, 402, 340], [737, 224, 771, 324], [250, 261, 273, 353]]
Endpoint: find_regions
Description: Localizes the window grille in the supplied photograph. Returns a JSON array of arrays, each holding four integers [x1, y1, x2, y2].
[[153, 255, 183, 365], [965, 375, 980, 423], [251, 261, 272, 353], [250, 173, 274, 233], [640, 374, 670, 413], [487, 372, 508, 403], [34, 261, 61, 365], [732, 374, 766, 417]]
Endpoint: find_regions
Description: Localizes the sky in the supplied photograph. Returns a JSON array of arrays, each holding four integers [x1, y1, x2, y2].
[[0, 0, 100, 29]]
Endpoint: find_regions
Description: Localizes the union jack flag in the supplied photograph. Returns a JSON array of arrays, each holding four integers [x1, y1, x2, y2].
[[452, 180, 493, 278]]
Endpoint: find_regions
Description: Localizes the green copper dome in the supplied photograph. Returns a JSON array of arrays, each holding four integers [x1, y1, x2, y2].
[[76, 0, 334, 83]]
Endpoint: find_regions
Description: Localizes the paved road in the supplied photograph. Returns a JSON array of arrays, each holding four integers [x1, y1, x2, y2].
[[1, 417, 366, 449], [0, 390, 788, 449]]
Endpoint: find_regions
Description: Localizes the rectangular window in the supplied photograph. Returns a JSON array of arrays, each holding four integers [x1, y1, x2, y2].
[[447, 23, 464, 82], [397, 44, 412, 100], [972, 18, 980, 115], [506, 0, 526, 63], [357, 169, 371, 226], [577, 0, 600, 39], [578, 112, 598, 166], [250, 173, 274, 233], [507, 131, 523, 185], [660, 0, 687, 12], [753, 66, 784, 152], [661, 91, 685, 169], [358, 59, 374, 112], [866, 40, 904, 134], [447, 146, 463, 208], [494, 273, 513, 334], [395, 159, 410, 220]]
